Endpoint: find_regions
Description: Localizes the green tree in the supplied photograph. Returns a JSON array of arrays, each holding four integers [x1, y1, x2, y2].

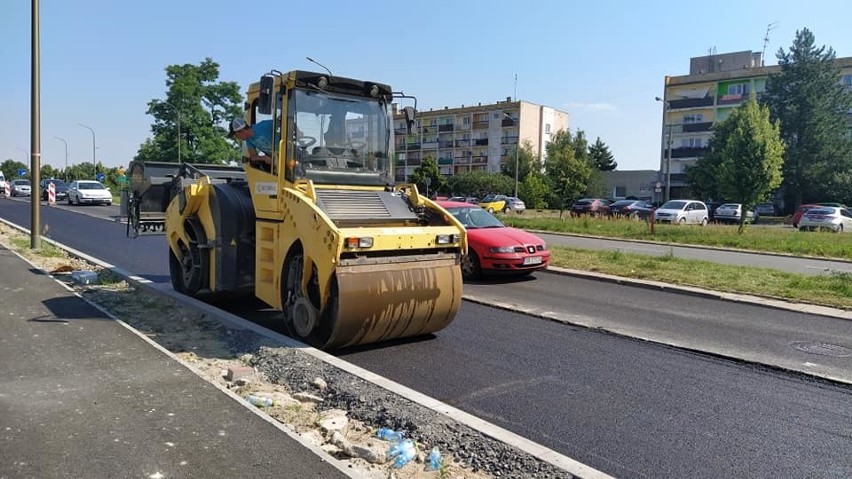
[[589, 137, 617, 171], [135, 58, 244, 164], [447, 170, 513, 199], [519, 173, 550, 209], [499, 141, 537, 186], [1, 160, 28, 180], [545, 130, 594, 215], [685, 156, 722, 201], [407, 156, 447, 197], [762, 28, 852, 209], [703, 99, 785, 232]]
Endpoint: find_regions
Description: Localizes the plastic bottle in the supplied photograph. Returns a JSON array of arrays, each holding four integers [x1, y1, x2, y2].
[[426, 447, 441, 471], [376, 428, 404, 442], [246, 394, 274, 407], [392, 440, 416, 468]]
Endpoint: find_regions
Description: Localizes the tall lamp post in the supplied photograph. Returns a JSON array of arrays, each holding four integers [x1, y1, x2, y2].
[[54, 136, 68, 180], [163, 101, 182, 163], [655, 96, 673, 202], [503, 113, 520, 198], [78, 123, 96, 178]]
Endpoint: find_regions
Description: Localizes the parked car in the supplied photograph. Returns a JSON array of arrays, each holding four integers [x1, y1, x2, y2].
[[504, 197, 526, 213], [448, 196, 479, 204], [713, 203, 758, 224], [791, 204, 819, 228], [479, 194, 510, 213], [39, 178, 70, 202], [608, 200, 655, 219], [0, 171, 6, 195], [653, 200, 709, 225], [9, 179, 31, 197], [67, 180, 112, 206], [797, 207, 852, 233], [437, 200, 550, 279], [754, 203, 779, 216], [570, 198, 611, 216]]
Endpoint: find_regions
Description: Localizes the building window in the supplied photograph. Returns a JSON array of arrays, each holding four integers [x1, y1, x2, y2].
[[843, 75, 852, 87], [545, 123, 551, 134], [615, 186, 627, 197], [683, 113, 704, 123], [727, 83, 750, 95], [493, 113, 500, 119], [463, 117, 471, 125]]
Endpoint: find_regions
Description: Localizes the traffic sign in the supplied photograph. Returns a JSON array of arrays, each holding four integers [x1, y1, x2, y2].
[[96, 172, 105, 182], [17, 168, 26, 177]]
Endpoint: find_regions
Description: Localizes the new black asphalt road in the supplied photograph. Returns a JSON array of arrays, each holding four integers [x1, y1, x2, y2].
[[2, 200, 852, 477], [0, 245, 349, 478]]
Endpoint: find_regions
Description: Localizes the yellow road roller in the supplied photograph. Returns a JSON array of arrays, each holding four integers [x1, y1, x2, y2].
[[128, 70, 466, 349]]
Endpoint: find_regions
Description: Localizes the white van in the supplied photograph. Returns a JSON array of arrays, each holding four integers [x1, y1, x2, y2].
[[0, 171, 6, 195]]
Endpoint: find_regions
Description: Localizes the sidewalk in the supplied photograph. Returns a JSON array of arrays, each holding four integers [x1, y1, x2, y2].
[[0, 245, 350, 478]]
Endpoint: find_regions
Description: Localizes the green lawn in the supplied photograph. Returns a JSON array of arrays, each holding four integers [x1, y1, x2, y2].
[[501, 214, 852, 260]]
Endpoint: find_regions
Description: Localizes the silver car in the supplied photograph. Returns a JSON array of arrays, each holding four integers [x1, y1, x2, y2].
[[714, 203, 757, 224], [504, 197, 526, 213], [653, 200, 708, 225], [798, 207, 852, 233], [9, 180, 31, 197]]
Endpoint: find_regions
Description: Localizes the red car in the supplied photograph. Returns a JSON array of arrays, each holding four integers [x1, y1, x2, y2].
[[438, 201, 550, 279], [792, 204, 819, 228]]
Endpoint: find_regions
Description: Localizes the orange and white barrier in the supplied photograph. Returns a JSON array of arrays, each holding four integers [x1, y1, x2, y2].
[[48, 182, 56, 205], [3, 182, 8, 198]]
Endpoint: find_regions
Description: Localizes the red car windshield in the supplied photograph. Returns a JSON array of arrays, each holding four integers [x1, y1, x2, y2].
[[446, 206, 504, 229]]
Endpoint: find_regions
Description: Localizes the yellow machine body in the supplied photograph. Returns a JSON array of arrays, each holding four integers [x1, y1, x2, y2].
[[160, 70, 466, 349]]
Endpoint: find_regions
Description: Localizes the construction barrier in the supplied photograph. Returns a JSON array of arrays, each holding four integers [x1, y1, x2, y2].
[[48, 182, 56, 205]]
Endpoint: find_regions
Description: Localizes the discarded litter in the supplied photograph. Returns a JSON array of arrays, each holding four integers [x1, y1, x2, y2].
[[426, 446, 442, 471], [71, 270, 98, 285], [376, 427, 404, 442], [388, 439, 416, 469], [246, 394, 274, 408]]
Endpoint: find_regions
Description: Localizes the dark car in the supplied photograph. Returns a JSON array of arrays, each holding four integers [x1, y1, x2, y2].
[[570, 198, 610, 216], [40, 178, 70, 202], [608, 200, 655, 219]]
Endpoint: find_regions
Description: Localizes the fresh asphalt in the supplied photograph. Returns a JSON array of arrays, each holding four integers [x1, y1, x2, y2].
[[0, 245, 351, 478]]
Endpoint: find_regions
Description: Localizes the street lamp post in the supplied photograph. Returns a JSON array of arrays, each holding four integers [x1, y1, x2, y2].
[[503, 113, 520, 198], [54, 136, 68, 180], [163, 101, 182, 163], [655, 96, 673, 202], [78, 123, 96, 178]]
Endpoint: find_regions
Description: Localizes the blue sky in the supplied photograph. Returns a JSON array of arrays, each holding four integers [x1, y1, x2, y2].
[[3, 0, 851, 172]]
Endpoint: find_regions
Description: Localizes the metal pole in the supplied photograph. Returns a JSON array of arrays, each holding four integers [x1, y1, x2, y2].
[[665, 124, 673, 202], [514, 142, 519, 198], [78, 123, 96, 178], [54, 136, 68, 180], [164, 101, 181, 163], [30, 0, 41, 249]]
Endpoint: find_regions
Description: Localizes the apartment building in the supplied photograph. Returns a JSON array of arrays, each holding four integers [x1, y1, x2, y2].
[[659, 50, 852, 200], [392, 99, 569, 181]]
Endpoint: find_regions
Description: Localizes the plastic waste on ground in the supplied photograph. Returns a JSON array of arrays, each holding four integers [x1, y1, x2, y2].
[[389, 439, 416, 468], [246, 394, 274, 407], [376, 427, 405, 442], [426, 446, 442, 471]]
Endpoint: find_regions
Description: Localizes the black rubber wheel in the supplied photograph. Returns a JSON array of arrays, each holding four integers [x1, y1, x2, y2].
[[168, 219, 208, 295], [461, 250, 482, 280]]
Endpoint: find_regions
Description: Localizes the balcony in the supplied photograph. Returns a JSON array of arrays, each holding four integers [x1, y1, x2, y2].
[[670, 146, 709, 159], [394, 127, 407, 135], [668, 96, 715, 109], [501, 118, 517, 127], [405, 158, 421, 166], [472, 120, 489, 129], [454, 139, 470, 147], [471, 156, 488, 165], [682, 122, 713, 133], [474, 138, 489, 146], [438, 124, 454, 132], [454, 156, 471, 165], [501, 137, 519, 145], [717, 92, 750, 106], [437, 157, 453, 165], [406, 143, 420, 150], [422, 141, 439, 149], [438, 141, 454, 149]]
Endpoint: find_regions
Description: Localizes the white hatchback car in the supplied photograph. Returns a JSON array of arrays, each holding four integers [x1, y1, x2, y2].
[[798, 207, 852, 233], [67, 180, 113, 206], [654, 200, 709, 225]]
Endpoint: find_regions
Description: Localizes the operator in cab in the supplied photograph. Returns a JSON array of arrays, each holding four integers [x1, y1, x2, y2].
[[229, 117, 273, 169]]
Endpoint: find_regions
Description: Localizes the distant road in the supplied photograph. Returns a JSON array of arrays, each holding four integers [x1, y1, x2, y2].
[[537, 232, 852, 275]]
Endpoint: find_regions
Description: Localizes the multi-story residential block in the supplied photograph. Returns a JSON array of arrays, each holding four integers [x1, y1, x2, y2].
[[392, 98, 569, 182], [659, 50, 852, 201]]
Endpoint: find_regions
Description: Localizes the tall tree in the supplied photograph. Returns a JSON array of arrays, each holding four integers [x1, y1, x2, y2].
[[1, 160, 28, 180], [762, 28, 852, 209], [407, 156, 447, 197], [544, 130, 594, 215], [135, 58, 244, 164], [589, 137, 617, 171], [448, 170, 513, 199], [703, 99, 784, 232], [499, 141, 537, 185]]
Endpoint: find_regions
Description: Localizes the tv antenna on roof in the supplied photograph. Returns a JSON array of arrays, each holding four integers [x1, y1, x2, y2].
[[762, 22, 778, 66]]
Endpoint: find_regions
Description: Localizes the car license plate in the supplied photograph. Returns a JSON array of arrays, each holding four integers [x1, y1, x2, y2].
[[523, 256, 542, 265]]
